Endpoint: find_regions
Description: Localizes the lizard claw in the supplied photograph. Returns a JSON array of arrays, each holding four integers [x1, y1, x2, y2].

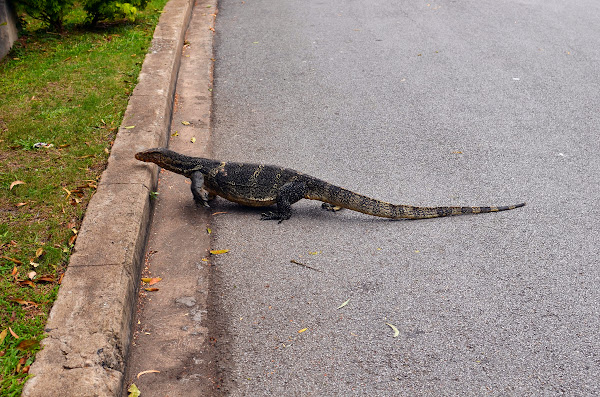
[[321, 203, 343, 212]]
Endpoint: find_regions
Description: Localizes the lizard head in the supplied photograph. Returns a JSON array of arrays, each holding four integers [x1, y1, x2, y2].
[[135, 147, 167, 162]]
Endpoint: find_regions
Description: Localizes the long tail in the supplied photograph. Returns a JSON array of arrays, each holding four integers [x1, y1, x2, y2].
[[305, 179, 525, 219]]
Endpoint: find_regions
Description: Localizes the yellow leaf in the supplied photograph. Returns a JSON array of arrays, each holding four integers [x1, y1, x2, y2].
[[181, 121, 191, 125], [206, 228, 212, 234], [171, 131, 179, 137], [210, 249, 229, 255], [0, 329, 7, 345], [190, 137, 196, 143], [35, 247, 43, 258], [298, 328, 308, 333], [308, 251, 321, 255], [337, 299, 350, 309], [124, 125, 135, 129], [9, 181, 25, 190], [145, 287, 159, 292], [385, 323, 400, 338], [128, 383, 141, 397], [141, 277, 161, 285]]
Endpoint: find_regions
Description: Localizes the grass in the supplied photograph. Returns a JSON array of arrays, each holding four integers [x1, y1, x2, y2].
[[0, 1, 168, 394]]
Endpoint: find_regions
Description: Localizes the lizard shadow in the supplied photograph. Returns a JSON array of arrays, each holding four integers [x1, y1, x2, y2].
[[203, 197, 412, 224]]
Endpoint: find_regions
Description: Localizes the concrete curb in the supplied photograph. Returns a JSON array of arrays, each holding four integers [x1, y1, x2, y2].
[[21, 1, 194, 395]]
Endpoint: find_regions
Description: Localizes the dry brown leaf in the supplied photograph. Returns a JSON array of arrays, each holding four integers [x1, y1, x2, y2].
[[35, 247, 43, 258], [18, 280, 35, 288], [9, 298, 37, 306], [36, 275, 55, 283], [144, 287, 159, 292], [136, 369, 160, 379], [16, 339, 39, 351], [9, 327, 19, 339], [9, 181, 25, 190], [3, 256, 23, 265]]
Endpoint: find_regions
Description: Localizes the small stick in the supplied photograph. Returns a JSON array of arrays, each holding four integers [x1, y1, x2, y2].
[[290, 259, 322, 273]]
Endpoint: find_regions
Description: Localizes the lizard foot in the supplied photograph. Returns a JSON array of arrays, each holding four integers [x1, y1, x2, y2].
[[321, 203, 343, 212], [260, 211, 290, 223]]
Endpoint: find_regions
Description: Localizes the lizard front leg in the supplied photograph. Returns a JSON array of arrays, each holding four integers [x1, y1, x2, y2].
[[261, 180, 307, 223], [190, 171, 213, 207]]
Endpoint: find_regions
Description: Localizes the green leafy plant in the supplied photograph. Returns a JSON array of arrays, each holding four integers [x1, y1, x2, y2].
[[83, 0, 150, 24], [12, 0, 74, 30]]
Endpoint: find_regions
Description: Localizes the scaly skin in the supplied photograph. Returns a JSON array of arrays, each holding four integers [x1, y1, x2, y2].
[[135, 148, 525, 222]]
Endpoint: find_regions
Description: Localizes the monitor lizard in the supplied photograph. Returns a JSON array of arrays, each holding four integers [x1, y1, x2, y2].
[[135, 148, 525, 222]]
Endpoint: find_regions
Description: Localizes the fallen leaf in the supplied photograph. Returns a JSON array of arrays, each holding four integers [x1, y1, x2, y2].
[[298, 328, 308, 333], [9, 327, 19, 339], [9, 181, 25, 190], [27, 271, 36, 280], [16, 339, 39, 351], [171, 131, 179, 137], [190, 137, 196, 143], [136, 369, 160, 379], [0, 329, 7, 345], [30, 261, 39, 268], [385, 322, 400, 338], [124, 125, 136, 129], [35, 247, 43, 258], [181, 121, 191, 125], [308, 251, 322, 255], [145, 287, 159, 292], [141, 277, 162, 285], [210, 249, 229, 255], [3, 256, 23, 265], [18, 280, 35, 288], [337, 299, 350, 309], [36, 275, 55, 283], [206, 228, 212, 234], [9, 298, 37, 306], [69, 234, 77, 245], [128, 383, 141, 397]]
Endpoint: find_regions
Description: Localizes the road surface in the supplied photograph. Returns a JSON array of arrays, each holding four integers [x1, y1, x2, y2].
[[206, 0, 600, 395]]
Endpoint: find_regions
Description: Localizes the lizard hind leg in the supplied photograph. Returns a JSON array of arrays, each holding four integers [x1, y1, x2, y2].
[[261, 180, 308, 223]]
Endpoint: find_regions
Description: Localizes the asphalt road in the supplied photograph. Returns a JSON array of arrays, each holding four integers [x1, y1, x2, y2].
[[208, 0, 600, 395]]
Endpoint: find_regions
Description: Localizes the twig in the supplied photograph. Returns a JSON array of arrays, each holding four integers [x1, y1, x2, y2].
[[290, 259, 322, 273]]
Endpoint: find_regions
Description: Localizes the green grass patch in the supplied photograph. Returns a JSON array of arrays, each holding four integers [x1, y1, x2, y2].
[[0, 1, 168, 394]]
